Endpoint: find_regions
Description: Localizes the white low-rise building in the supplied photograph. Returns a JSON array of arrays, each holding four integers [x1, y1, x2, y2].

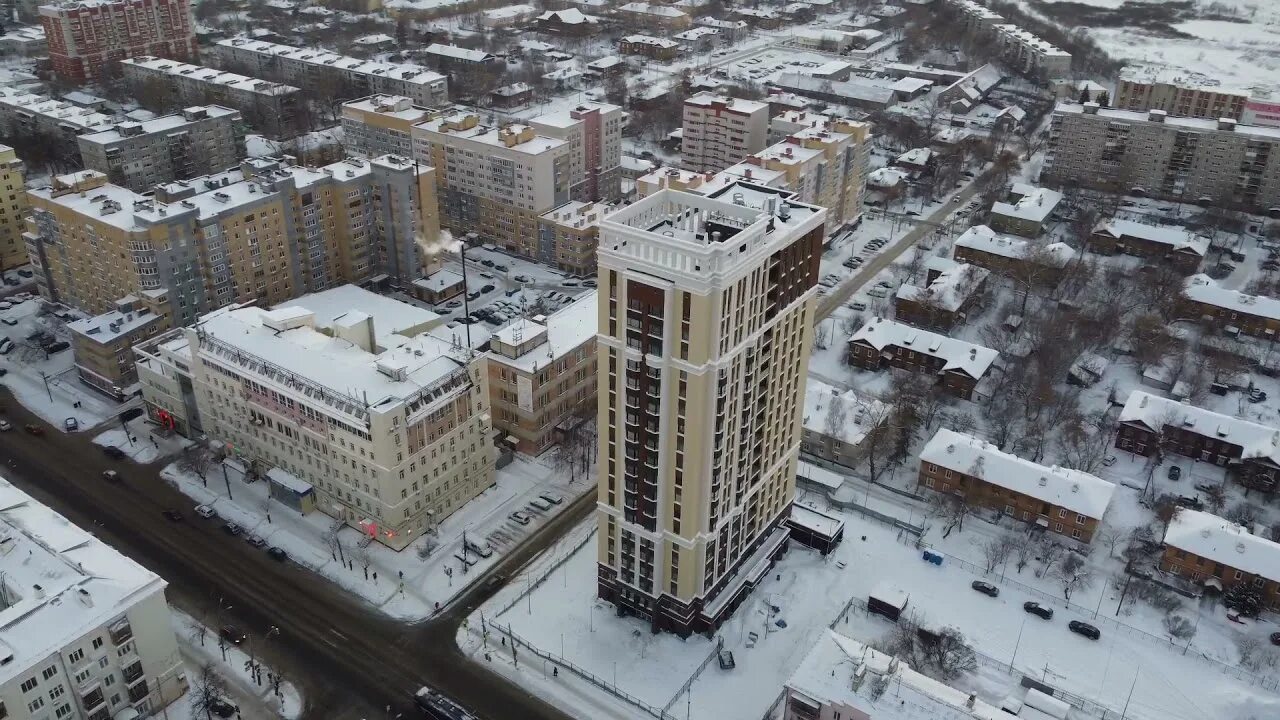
[[989, 183, 1062, 237], [0, 480, 185, 719], [141, 285, 494, 550]]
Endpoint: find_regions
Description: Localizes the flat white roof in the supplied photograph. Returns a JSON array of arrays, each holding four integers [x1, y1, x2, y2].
[[122, 57, 298, 96], [489, 291, 597, 372], [921, 428, 1116, 518], [1056, 102, 1280, 141], [78, 105, 240, 146], [1164, 509, 1280, 583], [416, 114, 568, 154], [219, 38, 446, 87], [425, 43, 495, 62], [284, 284, 441, 344], [0, 479, 165, 685]]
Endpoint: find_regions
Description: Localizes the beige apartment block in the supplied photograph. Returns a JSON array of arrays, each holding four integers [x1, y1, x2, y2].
[[68, 295, 168, 397], [214, 38, 449, 108], [342, 95, 436, 158], [526, 102, 625, 203], [681, 93, 769, 174], [538, 201, 605, 276], [0, 144, 29, 270], [413, 111, 572, 257], [1043, 102, 1280, 213], [595, 182, 826, 636], [155, 286, 493, 550], [28, 156, 439, 340], [77, 106, 246, 192], [120, 57, 301, 139], [488, 291, 597, 454], [1115, 66, 1249, 120]]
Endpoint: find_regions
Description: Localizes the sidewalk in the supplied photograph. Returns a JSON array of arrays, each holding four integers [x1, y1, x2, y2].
[[173, 610, 303, 719], [161, 453, 593, 620]]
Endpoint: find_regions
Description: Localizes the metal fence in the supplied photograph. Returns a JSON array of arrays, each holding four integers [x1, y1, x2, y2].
[[493, 525, 597, 618], [663, 636, 724, 714], [923, 544, 1280, 692]]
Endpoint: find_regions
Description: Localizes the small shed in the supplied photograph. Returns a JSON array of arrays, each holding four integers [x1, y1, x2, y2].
[[267, 468, 316, 515], [868, 582, 909, 622], [787, 503, 845, 555]]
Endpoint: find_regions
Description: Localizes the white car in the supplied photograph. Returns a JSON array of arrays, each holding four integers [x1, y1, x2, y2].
[[0, 420, 11, 431], [194, 504, 216, 519]]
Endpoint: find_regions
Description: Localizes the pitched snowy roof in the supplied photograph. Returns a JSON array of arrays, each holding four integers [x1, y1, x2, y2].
[[896, 147, 932, 166], [802, 378, 887, 446], [1118, 391, 1280, 465], [786, 629, 1008, 720], [954, 225, 1073, 266], [1164, 509, 1280, 582], [1095, 219, 1209, 255], [848, 317, 999, 379], [895, 263, 989, 312], [921, 428, 1116, 518], [622, 34, 680, 49], [619, 1, 688, 16], [425, 43, 495, 62], [1184, 274, 1280, 320], [537, 7, 599, 23], [867, 167, 908, 188], [991, 184, 1061, 224]]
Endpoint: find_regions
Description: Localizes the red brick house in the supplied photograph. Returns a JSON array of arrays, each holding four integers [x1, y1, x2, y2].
[[952, 225, 1073, 281], [1161, 509, 1280, 611], [893, 261, 988, 332], [847, 317, 999, 400], [1182, 274, 1280, 340], [1087, 218, 1208, 274]]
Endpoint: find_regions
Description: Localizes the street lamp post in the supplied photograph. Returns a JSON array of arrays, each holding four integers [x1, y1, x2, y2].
[[1009, 615, 1027, 672]]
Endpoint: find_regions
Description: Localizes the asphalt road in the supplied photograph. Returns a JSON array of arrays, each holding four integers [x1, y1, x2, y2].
[[0, 390, 594, 720]]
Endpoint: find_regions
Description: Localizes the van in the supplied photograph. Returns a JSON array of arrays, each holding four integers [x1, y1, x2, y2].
[[529, 497, 553, 511], [465, 538, 494, 558], [539, 493, 563, 506]]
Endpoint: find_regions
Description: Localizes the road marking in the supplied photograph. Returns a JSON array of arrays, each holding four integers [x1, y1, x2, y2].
[[330, 629, 349, 641]]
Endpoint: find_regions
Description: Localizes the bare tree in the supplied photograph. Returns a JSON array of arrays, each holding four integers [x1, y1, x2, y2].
[[824, 393, 849, 441], [981, 533, 1017, 574], [1013, 531, 1035, 574], [190, 663, 230, 720], [1163, 614, 1196, 651], [924, 627, 978, 681], [187, 617, 207, 647], [1094, 524, 1126, 559], [179, 444, 214, 486], [1050, 553, 1094, 601], [1036, 537, 1064, 578], [931, 493, 974, 539]]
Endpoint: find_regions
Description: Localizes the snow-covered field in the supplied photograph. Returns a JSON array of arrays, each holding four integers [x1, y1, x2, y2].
[[163, 452, 591, 620]]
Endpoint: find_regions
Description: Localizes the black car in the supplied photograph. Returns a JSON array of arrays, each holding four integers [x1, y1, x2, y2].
[[1167, 466, 1182, 481], [1023, 601, 1053, 620], [222, 522, 242, 536], [1270, 631, 1280, 646], [1069, 620, 1101, 640], [211, 699, 238, 718], [219, 625, 246, 645], [480, 284, 495, 293], [102, 445, 126, 459], [268, 546, 289, 562], [1176, 496, 1205, 511], [162, 510, 184, 522], [971, 580, 999, 597]]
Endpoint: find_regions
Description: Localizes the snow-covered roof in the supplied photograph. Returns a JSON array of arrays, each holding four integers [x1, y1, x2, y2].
[[696, 16, 747, 29], [954, 225, 1073, 266], [1184, 274, 1280, 320], [896, 147, 933, 166], [411, 268, 464, 292], [424, 43, 495, 62], [618, 1, 688, 16], [68, 300, 164, 343], [802, 378, 886, 447], [78, 105, 240, 146], [218, 38, 446, 88], [867, 167, 908, 188], [483, 3, 536, 19], [0, 87, 114, 132], [352, 33, 395, 45], [685, 92, 767, 114], [1164, 509, 1280, 582], [896, 263, 988, 312], [416, 113, 568, 155], [537, 7, 599, 23], [772, 72, 897, 105], [489, 291, 597, 372], [1095, 219, 1209, 256], [1119, 391, 1280, 466], [991, 184, 1062, 224], [122, 57, 298, 96], [674, 26, 719, 40], [1056, 102, 1280, 141], [786, 629, 1007, 720], [0, 479, 166, 685], [283, 284, 441, 345], [921, 428, 1116, 519], [790, 504, 843, 537], [621, 35, 680, 49], [849, 317, 999, 379], [587, 55, 623, 70]]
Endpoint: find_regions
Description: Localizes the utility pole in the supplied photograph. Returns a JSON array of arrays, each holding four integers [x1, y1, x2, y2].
[[221, 455, 234, 501], [1120, 668, 1139, 719]]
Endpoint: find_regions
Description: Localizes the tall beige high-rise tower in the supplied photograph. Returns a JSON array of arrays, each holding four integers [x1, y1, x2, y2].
[[594, 182, 825, 636]]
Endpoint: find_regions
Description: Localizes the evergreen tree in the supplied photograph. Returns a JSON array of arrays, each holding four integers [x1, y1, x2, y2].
[[1225, 581, 1262, 617], [1096, 90, 1110, 107], [1078, 87, 1090, 104]]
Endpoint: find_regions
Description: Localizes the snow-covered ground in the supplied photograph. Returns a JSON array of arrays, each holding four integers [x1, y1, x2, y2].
[[163, 452, 591, 620], [94, 426, 190, 464], [171, 610, 303, 719]]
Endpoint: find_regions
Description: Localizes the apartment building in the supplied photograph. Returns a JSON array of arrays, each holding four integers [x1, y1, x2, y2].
[[1043, 102, 1280, 213], [617, 1, 691, 30], [919, 428, 1116, 543], [0, 87, 114, 138], [0, 145, 29, 270], [538, 201, 605, 275], [487, 291, 597, 454], [1087, 218, 1208, 273], [948, 0, 1003, 34], [1115, 66, 1249, 120], [68, 295, 167, 396], [149, 286, 493, 549], [120, 57, 300, 139], [681, 93, 770, 175], [1182, 274, 1280, 339], [596, 182, 826, 635], [0, 481, 186, 720], [40, 0, 197, 84], [421, 44, 502, 76], [341, 95, 434, 159], [214, 38, 449, 108], [0, 25, 47, 57], [1161, 509, 1280, 610], [952, 224, 1073, 279], [800, 378, 886, 469], [619, 35, 680, 61], [27, 155, 438, 334], [413, 111, 572, 259], [77, 106, 245, 192], [527, 102, 625, 203], [847, 317, 999, 400], [989, 183, 1061, 237], [991, 24, 1071, 78], [1116, 391, 1280, 492], [695, 17, 748, 43]]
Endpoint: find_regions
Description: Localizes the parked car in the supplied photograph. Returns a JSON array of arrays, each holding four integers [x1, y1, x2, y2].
[[1023, 601, 1053, 620], [1249, 388, 1268, 403], [101, 470, 120, 482], [971, 580, 999, 597], [480, 284, 495, 293], [268, 547, 289, 562], [23, 424, 42, 436], [246, 534, 266, 548], [0, 317, 16, 326], [0, 420, 9, 432], [194, 504, 216, 519], [1068, 620, 1101, 640], [1271, 631, 1280, 646], [1194, 482, 1218, 494], [1167, 466, 1182, 481], [0, 338, 13, 354], [63, 417, 78, 431], [1176, 496, 1205, 511], [222, 522, 242, 536], [211, 699, 238, 718], [103, 445, 126, 459], [1101, 455, 1117, 467], [44, 341, 69, 353], [509, 511, 531, 525], [162, 509, 184, 522], [219, 625, 247, 645], [539, 493, 564, 505], [848, 301, 867, 312]]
